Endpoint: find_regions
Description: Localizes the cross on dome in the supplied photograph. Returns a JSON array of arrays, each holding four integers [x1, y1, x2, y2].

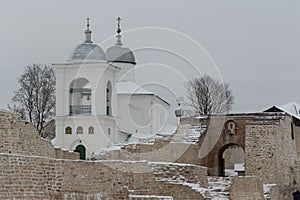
[[86, 18, 90, 31], [116, 17, 123, 46], [117, 17, 121, 34], [84, 17, 92, 43]]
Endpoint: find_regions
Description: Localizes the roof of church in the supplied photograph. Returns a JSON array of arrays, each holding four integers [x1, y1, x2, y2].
[[106, 45, 135, 64], [105, 17, 135, 64], [264, 101, 300, 120], [69, 43, 106, 62], [116, 81, 170, 107], [68, 18, 136, 64], [68, 18, 106, 62], [116, 81, 156, 95]]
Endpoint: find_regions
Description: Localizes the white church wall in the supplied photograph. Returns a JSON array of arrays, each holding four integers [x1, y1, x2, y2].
[[117, 94, 168, 137], [54, 67, 65, 116], [53, 62, 120, 155], [117, 95, 151, 135], [151, 102, 167, 134], [53, 22, 172, 154], [53, 62, 119, 116], [94, 67, 116, 116], [114, 62, 135, 82], [54, 115, 116, 158]]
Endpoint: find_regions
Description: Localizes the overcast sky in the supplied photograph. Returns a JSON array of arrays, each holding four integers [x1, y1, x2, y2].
[[0, 0, 299, 113]]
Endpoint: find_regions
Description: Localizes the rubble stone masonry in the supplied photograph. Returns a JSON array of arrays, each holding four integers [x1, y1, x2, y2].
[[1, 110, 300, 199], [0, 111, 78, 159], [0, 111, 208, 199]]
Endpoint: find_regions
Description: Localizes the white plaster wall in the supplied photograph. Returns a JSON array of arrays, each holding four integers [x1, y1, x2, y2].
[[53, 62, 119, 156], [53, 62, 119, 116], [112, 62, 135, 82], [54, 60, 169, 153], [116, 94, 168, 136], [55, 115, 115, 158], [54, 67, 65, 116], [117, 95, 151, 135]]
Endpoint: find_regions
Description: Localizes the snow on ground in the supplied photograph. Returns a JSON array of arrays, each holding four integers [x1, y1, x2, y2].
[[0, 108, 14, 113], [225, 169, 238, 176], [184, 124, 206, 143], [149, 161, 201, 167], [94, 145, 122, 156], [128, 194, 173, 199], [263, 183, 276, 199], [171, 122, 206, 144], [177, 177, 231, 200], [182, 182, 208, 195], [207, 176, 231, 200], [118, 123, 178, 144], [156, 124, 178, 137]]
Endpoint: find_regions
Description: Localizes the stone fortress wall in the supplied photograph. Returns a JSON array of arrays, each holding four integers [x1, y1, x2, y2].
[[0, 111, 78, 160], [0, 111, 209, 199], [245, 115, 299, 199], [97, 112, 300, 199], [0, 110, 299, 199]]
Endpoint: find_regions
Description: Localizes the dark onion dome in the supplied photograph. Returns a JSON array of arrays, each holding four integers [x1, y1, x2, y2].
[[68, 18, 106, 62], [105, 17, 136, 65], [106, 45, 135, 64]]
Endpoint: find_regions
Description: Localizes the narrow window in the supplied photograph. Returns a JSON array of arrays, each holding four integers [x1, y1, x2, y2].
[[108, 128, 111, 135], [65, 127, 72, 134], [106, 81, 112, 115], [291, 122, 294, 140], [88, 126, 94, 134], [77, 126, 83, 134]]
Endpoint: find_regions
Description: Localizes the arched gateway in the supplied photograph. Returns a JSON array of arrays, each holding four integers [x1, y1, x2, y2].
[[74, 145, 86, 160], [218, 144, 245, 176], [198, 117, 246, 176]]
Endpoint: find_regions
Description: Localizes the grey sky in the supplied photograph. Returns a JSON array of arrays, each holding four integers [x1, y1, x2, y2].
[[0, 0, 299, 113]]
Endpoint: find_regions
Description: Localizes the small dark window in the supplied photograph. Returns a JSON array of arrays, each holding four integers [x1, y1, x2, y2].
[[65, 127, 72, 134], [106, 81, 112, 116], [77, 126, 83, 134], [108, 128, 111, 135], [106, 106, 110, 115], [291, 122, 294, 140], [88, 126, 94, 134]]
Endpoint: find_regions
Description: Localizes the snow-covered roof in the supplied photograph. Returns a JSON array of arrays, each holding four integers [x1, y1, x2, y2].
[[116, 81, 155, 95], [264, 101, 300, 120], [116, 81, 170, 107]]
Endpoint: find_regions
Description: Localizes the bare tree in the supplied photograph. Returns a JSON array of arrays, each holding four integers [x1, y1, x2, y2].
[[9, 64, 55, 136], [185, 75, 234, 115]]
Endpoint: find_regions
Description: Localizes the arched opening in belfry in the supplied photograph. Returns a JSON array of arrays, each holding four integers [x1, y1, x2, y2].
[[218, 144, 245, 176], [106, 81, 112, 115], [69, 78, 91, 116], [74, 145, 86, 160]]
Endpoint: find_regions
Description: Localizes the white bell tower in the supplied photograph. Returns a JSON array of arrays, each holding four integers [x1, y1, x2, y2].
[[53, 18, 120, 159]]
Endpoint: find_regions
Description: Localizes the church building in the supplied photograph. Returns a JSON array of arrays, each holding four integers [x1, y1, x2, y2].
[[53, 18, 170, 159]]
